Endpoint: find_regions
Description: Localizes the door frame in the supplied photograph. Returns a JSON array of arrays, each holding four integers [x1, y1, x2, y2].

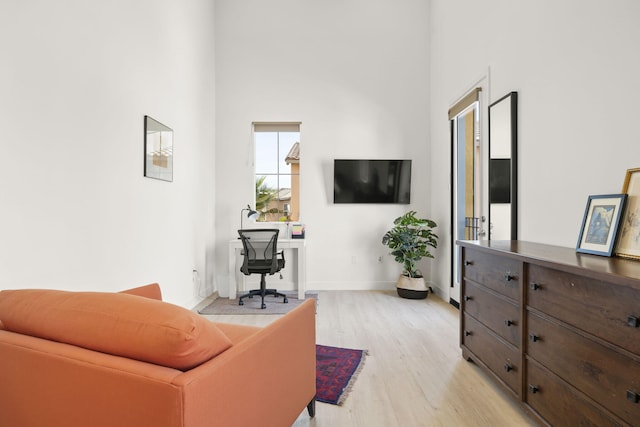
[[449, 76, 489, 307]]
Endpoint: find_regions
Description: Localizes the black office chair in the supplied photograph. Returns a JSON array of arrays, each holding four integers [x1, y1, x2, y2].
[[237, 229, 288, 309]]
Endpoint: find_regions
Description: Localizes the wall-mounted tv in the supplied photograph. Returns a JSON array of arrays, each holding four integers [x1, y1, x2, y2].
[[333, 159, 412, 204], [489, 158, 511, 204]]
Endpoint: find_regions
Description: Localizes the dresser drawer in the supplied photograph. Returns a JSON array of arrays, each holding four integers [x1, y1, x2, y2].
[[463, 279, 520, 347], [463, 248, 520, 300], [527, 311, 640, 425], [528, 264, 640, 355], [462, 313, 521, 395], [526, 359, 624, 427]]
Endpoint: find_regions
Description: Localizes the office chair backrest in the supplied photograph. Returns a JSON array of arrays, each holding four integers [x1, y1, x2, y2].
[[238, 229, 280, 275]]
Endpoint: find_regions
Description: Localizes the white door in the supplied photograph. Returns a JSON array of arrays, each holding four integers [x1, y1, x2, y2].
[[451, 101, 484, 305]]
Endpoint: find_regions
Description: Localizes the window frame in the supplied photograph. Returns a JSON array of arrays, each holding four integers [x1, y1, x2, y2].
[[252, 122, 301, 223]]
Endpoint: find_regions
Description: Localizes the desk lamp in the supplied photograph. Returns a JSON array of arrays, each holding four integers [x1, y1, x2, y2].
[[240, 204, 259, 229]]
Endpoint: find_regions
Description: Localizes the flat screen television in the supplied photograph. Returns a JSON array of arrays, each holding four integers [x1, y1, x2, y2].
[[489, 158, 511, 204], [333, 159, 412, 204]]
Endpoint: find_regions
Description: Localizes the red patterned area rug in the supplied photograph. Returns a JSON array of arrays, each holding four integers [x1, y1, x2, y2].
[[316, 344, 368, 405]]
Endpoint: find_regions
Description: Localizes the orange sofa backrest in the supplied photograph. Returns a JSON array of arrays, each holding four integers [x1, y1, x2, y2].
[[0, 286, 232, 370], [119, 282, 163, 300]]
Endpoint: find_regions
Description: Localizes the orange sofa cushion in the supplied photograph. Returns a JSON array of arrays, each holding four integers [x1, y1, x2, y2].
[[0, 289, 232, 370]]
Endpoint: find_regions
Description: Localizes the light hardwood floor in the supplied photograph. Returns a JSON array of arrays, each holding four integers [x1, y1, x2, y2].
[[201, 291, 537, 427]]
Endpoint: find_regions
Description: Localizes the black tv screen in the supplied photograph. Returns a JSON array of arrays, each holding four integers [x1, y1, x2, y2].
[[333, 159, 412, 204], [489, 158, 511, 204]]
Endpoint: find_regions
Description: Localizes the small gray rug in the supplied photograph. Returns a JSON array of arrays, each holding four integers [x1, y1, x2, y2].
[[198, 293, 317, 315]]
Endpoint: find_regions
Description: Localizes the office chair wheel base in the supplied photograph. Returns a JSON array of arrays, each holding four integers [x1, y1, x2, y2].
[[283, 297, 288, 303], [261, 303, 267, 309]]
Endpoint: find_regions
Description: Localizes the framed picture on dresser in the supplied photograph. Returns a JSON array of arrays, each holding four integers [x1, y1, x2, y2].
[[577, 193, 627, 256], [616, 167, 640, 259]]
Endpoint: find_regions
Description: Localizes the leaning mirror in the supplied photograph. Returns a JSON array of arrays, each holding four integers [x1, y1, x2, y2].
[[144, 116, 173, 182], [488, 92, 517, 240]]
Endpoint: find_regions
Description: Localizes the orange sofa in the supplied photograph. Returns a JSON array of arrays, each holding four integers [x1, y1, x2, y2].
[[0, 283, 316, 427]]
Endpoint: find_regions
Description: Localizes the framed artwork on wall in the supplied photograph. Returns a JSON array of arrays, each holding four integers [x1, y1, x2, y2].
[[577, 193, 627, 257], [144, 116, 173, 182], [615, 167, 640, 259]]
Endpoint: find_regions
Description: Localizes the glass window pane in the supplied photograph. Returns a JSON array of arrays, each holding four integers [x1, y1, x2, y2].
[[255, 132, 278, 174], [278, 175, 291, 189], [278, 132, 299, 172], [256, 175, 278, 192]]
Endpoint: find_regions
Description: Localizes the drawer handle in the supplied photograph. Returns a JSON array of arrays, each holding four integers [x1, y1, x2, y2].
[[529, 384, 539, 394], [464, 330, 472, 337], [464, 260, 473, 266], [529, 334, 540, 342], [504, 319, 514, 327], [628, 316, 640, 328], [530, 282, 541, 291], [627, 390, 640, 403], [504, 272, 515, 282], [503, 363, 513, 372], [464, 295, 472, 302]]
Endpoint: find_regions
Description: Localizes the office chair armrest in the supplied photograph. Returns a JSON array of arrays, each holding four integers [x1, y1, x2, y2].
[[277, 249, 285, 270]]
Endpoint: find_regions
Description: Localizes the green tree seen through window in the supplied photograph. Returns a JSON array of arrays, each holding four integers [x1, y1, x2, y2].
[[255, 176, 279, 221]]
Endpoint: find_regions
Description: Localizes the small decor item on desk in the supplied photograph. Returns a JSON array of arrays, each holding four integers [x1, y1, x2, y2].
[[291, 223, 305, 239]]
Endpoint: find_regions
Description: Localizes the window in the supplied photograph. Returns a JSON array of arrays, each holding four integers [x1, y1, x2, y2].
[[253, 122, 300, 222]]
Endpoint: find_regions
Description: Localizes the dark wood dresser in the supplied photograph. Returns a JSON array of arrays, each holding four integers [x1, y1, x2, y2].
[[458, 240, 640, 427]]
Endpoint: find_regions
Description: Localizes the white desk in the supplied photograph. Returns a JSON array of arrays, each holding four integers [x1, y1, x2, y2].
[[228, 238, 307, 300]]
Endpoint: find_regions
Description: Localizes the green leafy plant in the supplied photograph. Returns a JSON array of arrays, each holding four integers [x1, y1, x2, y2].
[[255, 176, 280, 221], [382, 210, 438, 278]]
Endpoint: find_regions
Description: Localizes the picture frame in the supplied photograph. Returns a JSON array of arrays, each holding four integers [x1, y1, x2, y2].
[[576, 193, 627, 257], [615, 167, 640, 259], [144, 116, 173, 182]]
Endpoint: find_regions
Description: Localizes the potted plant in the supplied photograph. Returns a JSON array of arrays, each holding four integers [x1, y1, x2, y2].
[[382, 210, 438, 299]]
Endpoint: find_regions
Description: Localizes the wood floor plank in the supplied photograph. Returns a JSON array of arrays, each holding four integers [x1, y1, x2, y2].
[[201, 291, 536, 427]]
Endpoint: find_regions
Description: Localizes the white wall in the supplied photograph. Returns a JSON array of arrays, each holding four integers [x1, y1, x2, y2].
[[429, 0, 640, 299], [214, 0, 431, 295], [8, 1, 631, 306], [0, 0, 216, 308]]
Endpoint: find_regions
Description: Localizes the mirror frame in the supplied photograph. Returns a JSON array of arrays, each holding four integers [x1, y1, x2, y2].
[[488, 91, 518, 240]]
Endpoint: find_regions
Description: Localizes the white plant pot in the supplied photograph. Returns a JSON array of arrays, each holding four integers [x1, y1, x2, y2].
[[396, 275, 429, 299]]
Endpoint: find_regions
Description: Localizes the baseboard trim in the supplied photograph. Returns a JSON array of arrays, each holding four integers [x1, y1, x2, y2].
[[192, 290, 219, 312], [308, 281, 396, 291]]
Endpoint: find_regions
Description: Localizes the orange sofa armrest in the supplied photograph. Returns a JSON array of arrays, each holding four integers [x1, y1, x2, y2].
[[175, 298, 317, 427]]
